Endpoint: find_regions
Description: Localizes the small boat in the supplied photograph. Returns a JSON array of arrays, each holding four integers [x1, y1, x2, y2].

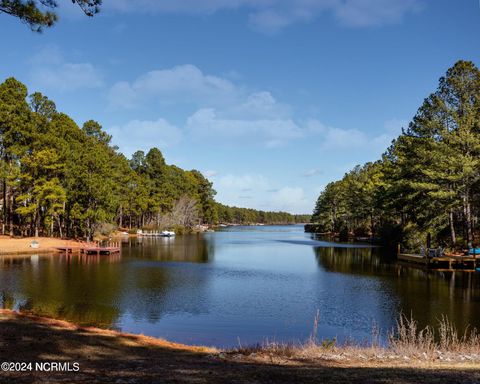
[[161, 231, 175, 237]]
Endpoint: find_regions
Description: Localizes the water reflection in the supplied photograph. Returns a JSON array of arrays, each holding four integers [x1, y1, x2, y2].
[[0, 235, 215, 331], [1, 227, 480, 347], [123, 235, 213, 263], [314, 246, 480, 332]]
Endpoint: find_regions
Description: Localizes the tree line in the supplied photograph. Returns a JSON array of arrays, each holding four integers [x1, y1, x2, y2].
[[216, 203, 310, 225], [310, 60, 480, 251], [0, 78, 306, 240]]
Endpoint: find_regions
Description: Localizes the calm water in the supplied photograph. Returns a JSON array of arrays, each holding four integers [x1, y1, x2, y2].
[[1, 225, 480, 348]]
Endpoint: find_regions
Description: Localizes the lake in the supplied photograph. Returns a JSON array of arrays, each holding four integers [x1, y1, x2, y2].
[[1, 225, 480, 348]]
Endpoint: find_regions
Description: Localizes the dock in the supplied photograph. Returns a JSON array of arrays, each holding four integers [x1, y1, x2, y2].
[[398, 253, 480, 271], [55, 242, 121, 256]]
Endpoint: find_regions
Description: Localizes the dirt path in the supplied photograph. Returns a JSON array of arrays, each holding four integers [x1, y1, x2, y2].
[[0, 310, 479, 383]]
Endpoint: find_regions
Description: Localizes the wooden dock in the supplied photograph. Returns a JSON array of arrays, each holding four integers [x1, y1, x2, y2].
[[398, 253, 480, 271], [55, 242, 121, 256]]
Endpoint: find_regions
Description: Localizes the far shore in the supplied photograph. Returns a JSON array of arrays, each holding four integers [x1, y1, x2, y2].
[[0, 309, 479, 383], [0, 224, 302, 256]]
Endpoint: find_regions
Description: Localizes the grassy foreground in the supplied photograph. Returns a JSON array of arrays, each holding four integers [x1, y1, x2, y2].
[[0, 310, 479, 383]]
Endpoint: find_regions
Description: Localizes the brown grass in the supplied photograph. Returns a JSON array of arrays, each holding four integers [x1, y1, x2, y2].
[[229, 313, 480, 366], [388, 313, 480, 359]]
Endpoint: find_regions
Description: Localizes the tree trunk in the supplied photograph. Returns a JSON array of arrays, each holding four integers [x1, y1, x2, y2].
[[119, 205, 123, 228], [8, 188, 13, 237], [86, 218, 91, 242], [370, 213, 375, 239], [35, 205, 41, 238], [464, 194, 473, 245], [2, 179, 6, 235], [57, 216, 63, 238], [449, 209, 456, 247]]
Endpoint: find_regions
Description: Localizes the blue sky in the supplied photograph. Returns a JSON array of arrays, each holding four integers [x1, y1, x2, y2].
[[1, 0, 479, 213]]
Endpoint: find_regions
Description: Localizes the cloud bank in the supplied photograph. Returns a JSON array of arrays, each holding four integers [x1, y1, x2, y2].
[[105, 0, 424, 33], [109, 64, 399, 152], [29, 46, 103, 92]]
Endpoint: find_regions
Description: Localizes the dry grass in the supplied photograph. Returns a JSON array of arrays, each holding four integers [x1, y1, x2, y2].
[[1, 309, 480, 383], [388, 314, 480, 360], [229, 313, 480, 366]]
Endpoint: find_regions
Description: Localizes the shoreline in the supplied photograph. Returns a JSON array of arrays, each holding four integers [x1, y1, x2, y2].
[[0, 236, 88, 256], [0, 309, 479, 383]]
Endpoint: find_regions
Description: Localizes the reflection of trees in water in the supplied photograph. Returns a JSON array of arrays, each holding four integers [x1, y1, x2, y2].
[[0, 255, 123, 328], [123, 235, 214, 264], [315, 246, 395, 275], [0, 237, 216, 329], [121, 256, 213, 324], [0, 291, 15, 309], [314, 246, 480, 331]]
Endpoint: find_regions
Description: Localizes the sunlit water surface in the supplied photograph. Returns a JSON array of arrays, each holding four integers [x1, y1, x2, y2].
[[1, 225, 479, 348]]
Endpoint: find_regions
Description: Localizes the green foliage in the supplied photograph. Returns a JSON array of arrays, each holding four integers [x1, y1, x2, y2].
[[0, 0, 101, 32], [215, 203, 306, 225], [311, 60, 480, 250], [0, 77, 300, 238]]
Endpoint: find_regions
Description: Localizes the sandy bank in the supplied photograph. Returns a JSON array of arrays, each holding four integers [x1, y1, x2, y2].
[[0, 236, 84, 255], [0, 309, 479, 383]]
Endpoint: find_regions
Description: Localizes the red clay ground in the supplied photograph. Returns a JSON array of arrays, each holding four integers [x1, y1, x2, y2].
[[0, 310, 479, 383], [0, 236, 86, 255]]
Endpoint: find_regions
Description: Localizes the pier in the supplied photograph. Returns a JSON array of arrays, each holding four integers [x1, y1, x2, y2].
[[55, 242, 121, 256], [398, 253, 480, 271]]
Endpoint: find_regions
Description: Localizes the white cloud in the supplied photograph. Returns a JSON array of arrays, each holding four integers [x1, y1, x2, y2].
[[212, 173, 313, 213], [306, 119, 396, 152], [108, 64, 402, 153], [335, 0, 424, 27], [384, 118, 408, 134], [109, 65, 299, 147], [203, 170, 219, 178], [228, 91, 292, 119], [186, 108, 303, 148], [302, 169, 323, 177], [216, 173, 270, 191], [270, 187, 310, 213], [29, 46, 103, 92], [104, 0, 424, 33], [108, 64, 238, 109], [109, 118, 182, 156]]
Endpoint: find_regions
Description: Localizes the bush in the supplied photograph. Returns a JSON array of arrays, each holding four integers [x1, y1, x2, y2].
[[94, 222, 116, 237], [401, 223, 425, 253]]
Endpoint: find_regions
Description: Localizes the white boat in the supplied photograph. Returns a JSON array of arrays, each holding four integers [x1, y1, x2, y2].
[[161, 231, 175, 237]]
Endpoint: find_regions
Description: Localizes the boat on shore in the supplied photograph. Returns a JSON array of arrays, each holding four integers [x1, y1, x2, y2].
[[137, 230, 175, 237]]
